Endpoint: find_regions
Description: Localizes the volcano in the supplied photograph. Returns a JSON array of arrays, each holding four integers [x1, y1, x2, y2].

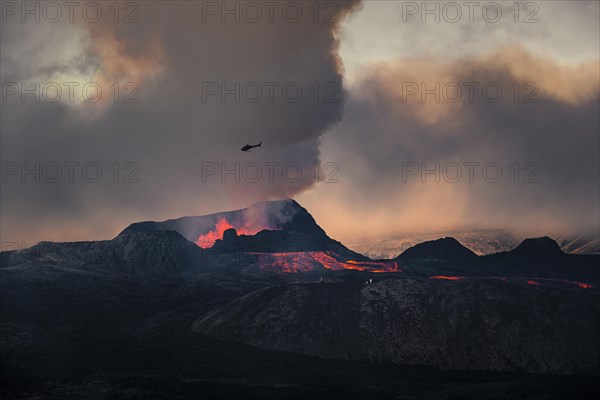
[[121, 199, 324, 241], [121, 199, 369, 262]]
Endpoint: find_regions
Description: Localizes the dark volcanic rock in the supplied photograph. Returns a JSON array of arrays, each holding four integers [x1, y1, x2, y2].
[[478, 236, 599, 278], [396, 237, 478, 263], [108, 231, 206, 275], [511, 237, 565, 260], [1, 230, 205, 276], [222, 228, 239, 244], [193, 279, 600, 375]]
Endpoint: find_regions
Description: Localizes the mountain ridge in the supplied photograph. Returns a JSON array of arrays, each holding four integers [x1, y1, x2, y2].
[[1, 230, 205, 276], [2, 200, 597, 279]]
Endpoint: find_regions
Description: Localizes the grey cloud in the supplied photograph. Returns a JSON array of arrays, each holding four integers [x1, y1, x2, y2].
[[316, 48, 599, 237]]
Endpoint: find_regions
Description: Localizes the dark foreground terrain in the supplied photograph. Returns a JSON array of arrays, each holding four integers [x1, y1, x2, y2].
[[2, 263, 599, 400], [3, 326, 600, 400]]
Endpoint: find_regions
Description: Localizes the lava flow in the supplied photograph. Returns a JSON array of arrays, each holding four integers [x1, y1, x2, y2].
[[196, 217, 273, 248], [429, 275, 463, 281], [254, 251, 399, 273]]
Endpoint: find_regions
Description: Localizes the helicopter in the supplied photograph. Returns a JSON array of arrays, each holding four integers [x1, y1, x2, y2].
[[241, 142, 262, 152]]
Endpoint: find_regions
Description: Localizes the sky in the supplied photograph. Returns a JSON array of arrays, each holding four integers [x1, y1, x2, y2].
[[1, 0, 599, 246]]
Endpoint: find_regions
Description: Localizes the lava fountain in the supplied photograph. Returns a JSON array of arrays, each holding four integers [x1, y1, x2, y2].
[[195, 217, 275, 248]]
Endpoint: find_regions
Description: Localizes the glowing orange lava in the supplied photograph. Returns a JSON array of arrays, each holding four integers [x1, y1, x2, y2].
[[195, 217, 272, 248], [526, 280, 540, 286], [429, 275, 463, 281], [346, 259, 401, 272], [554, 279, 595, 289], [252, 251, 399, 274]]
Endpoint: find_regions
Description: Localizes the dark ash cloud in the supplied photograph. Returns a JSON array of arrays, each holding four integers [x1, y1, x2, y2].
[[0, 1, 362, 244]]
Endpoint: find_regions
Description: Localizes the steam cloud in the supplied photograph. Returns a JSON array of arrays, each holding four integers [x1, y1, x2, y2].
[[0, 1, 361, 244]]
